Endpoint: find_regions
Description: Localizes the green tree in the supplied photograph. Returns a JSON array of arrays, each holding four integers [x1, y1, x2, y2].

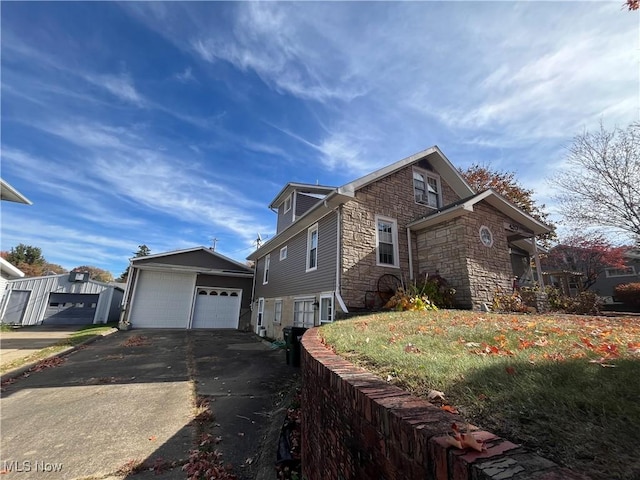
[[4, 244, 47, 277], [71, 265, 114, 283], [116, 244, 151, 283]]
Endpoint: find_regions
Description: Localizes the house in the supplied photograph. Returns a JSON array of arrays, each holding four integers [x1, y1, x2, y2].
[[0, 272, 123, 326], [247, 146, 552, 339], [592, 248, 640, 302], [120, 247, 254, 329], [1, 258, 25, 301]]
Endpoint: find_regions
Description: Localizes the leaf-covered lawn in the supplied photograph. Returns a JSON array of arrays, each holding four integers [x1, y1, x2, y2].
[[320, 310, 640, 480]]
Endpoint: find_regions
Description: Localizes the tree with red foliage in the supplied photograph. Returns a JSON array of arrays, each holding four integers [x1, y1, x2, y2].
[[627, 0, 639, 10], [459, 164, 555, 243], [544, 233, 628, 290]]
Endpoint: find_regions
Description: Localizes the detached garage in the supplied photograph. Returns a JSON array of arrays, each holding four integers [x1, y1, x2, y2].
[[0, 272, 123, 326], [121, 247, 254, 330]]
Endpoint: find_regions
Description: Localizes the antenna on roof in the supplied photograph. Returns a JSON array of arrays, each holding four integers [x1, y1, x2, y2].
[[211, 237, 219, 251], [256, 233, 263, 249]]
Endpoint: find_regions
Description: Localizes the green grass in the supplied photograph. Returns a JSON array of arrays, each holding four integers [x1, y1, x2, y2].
[[321, 310, 640, 480], [1, 323, 118, 374], [1, 323, 15, 332]]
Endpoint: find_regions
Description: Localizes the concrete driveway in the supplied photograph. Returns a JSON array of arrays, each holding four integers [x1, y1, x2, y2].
[[1, 325, 83, 366], [0, 329, 295, 480]]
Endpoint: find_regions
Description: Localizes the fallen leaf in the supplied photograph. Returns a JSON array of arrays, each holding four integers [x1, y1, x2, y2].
[[441, 405, 458, 414], [149, 435, 157, 442], [505, 366, 516, 375], [427, 389, 445, 401]]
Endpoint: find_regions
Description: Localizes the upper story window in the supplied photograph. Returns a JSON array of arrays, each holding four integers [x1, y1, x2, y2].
[[263, 254, 270, 284], [375, 215, 399, 267], [306, 223, 319, 272], [605, 266, 636, 277], [413, 168, 441, 208], [280, 246, 288, 261], [283, 194, 292, 213]]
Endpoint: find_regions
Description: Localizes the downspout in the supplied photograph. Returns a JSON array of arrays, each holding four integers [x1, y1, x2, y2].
[[334, 206, 348, 315], [121, 264, 139, 325], [250, 256, 258, 320], [532, 235, 545, 288], [407, 227, 414, 281]]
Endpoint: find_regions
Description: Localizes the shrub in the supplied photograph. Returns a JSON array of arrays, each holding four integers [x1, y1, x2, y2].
[[414, 273, 456, 308], [492, 289, 529, 313], [613, 282, 640, 306], [545, 286, 573, 311], [565, 291, 602, 315], [384, 287, 438, 312]]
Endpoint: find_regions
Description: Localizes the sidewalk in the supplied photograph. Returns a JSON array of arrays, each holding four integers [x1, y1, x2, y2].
[[0, 325, 83, 367]]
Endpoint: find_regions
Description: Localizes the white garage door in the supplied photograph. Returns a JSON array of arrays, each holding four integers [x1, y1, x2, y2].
[[130, 270, 196, 328], [191, 288, 242, 329]]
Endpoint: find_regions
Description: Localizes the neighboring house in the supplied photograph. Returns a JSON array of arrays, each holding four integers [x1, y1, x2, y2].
[[248, 146, 551, 339], [0, 272, 123, 326], [0, 257, 25, 301], [1, 177, 30, 301], [592, 248, 640, 302], [1, 178, 32, 205], [120, 247, 254, 329]]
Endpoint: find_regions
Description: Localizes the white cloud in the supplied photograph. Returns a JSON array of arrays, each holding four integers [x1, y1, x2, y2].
[[84, 73, 144, 105]]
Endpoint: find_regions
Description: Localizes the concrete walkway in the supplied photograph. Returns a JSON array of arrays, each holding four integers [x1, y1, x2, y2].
[[0, 325, 83, 366], [0, 329, 294, 480]]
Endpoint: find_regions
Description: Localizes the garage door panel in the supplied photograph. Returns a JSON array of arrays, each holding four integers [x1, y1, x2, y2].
[[44, 293, 99, 325], [192, 289, 241, 329], [130, 271, 195, 328]]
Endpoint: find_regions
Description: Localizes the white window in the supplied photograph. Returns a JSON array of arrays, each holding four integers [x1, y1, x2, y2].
[[280, 246, 288, 261], [319, 294, 334, 324], [375, 215, 399, 267], [274, 299, 282, 324], [413, 168, 441, 208], [605, 266, 636, 277], [257, 298, 264, 329], [306, 223, 319, 272], [293, 298, 315, 328], [263, 254, 270, 284], [283, 194, 292, 213]]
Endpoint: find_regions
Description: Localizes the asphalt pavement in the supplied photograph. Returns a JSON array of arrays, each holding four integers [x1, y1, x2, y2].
[[1, 325, 83, 366], [0, 329, 295, 480]]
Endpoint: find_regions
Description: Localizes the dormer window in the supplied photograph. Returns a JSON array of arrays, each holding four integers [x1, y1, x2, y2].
[[283, 194, 292, 213], [413, 169, 441, 208]]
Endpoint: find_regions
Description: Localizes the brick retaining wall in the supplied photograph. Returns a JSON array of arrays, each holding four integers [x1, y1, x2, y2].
[[301, 328, 589, 480]]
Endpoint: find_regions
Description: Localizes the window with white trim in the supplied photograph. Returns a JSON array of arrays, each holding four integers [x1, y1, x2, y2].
[[274, 299, 282, 324], [283, 194, 292, 213], [375, 215, 399, 267], [280, 246, 288, 261], [605, 266, 636, 277], [413, 168, 441, 208], [319, 294, 334, 324], [263, 254, 270, 284], [306, 223, 319, 271], [293, 298, 315, 328]]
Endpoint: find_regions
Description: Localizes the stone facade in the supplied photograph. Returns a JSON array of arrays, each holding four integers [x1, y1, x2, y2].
[[340, 161, 459, 309], [416, 202, 526, 309]]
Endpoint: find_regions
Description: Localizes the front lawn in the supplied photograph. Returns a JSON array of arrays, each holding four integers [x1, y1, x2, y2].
[[320, 310, 640, 480]]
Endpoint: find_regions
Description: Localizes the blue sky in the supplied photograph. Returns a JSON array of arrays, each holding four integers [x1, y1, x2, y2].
[[1, 2, 637, 277]]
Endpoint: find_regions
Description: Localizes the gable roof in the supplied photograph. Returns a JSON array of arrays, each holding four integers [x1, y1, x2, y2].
[[268, 182, 336, 210], [339, 146, 474, 199], [131, 246, 253, 273], [407, 188, 552, 236], [1, 178, 32, 205], [5, 272, 123, 290]]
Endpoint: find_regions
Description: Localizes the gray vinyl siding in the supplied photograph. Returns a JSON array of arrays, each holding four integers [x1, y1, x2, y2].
[[135, 250, 250, 272], [256, 211, 338, 298], [276, 199, 295, 234], [295, 193, 321, 217]]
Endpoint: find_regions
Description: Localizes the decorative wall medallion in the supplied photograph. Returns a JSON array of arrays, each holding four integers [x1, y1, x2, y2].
[[479, 225, 493, 247]]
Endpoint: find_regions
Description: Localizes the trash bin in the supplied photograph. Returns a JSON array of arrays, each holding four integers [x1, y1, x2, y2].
[[290, 327, 307, 367], [283, 327, 293, 365]]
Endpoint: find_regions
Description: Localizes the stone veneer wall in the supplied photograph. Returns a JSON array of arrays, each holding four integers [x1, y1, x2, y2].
[[415, 201, 522, 310], [462, 203, 516, 309], [301, 328, 590, 480], [341, 163, 459, 309]]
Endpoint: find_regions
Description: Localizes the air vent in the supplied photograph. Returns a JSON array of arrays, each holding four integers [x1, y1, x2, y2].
[[69, 271, 89, 283]]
